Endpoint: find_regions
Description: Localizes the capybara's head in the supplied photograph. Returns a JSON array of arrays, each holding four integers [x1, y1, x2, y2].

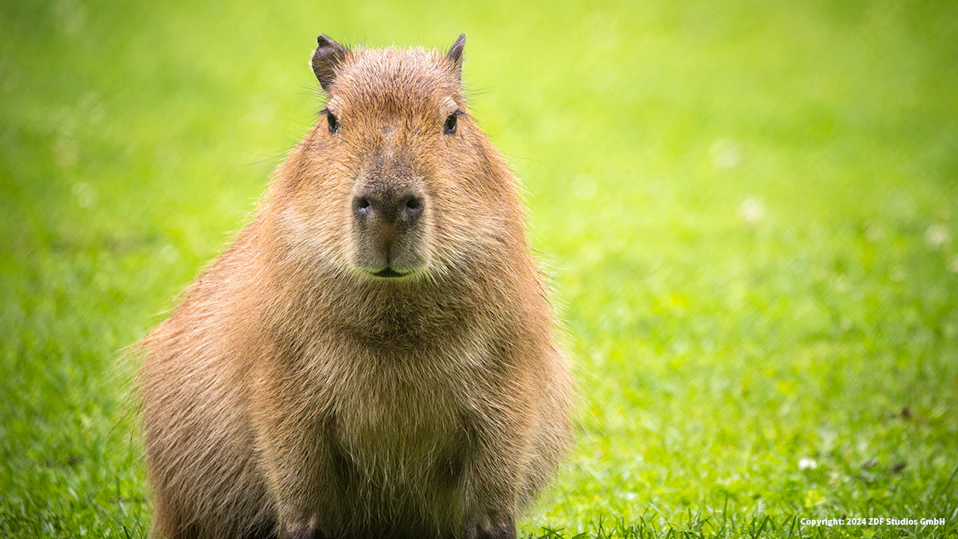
[[269, 35, 523, 284]]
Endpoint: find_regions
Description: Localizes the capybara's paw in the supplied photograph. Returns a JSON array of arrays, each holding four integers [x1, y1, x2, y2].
[[465, 515, 516, 539]]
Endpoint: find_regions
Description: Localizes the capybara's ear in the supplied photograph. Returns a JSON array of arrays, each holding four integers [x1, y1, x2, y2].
[[446, 34, 465, 81], [312, 35, 348, 91]]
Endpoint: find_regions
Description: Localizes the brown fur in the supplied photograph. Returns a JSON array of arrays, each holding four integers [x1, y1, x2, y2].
[[136, 35, 573, 539]]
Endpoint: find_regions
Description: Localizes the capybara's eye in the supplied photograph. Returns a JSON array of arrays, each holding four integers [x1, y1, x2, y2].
[[325, 110, 339, 134], [443, 112, 459, 135]]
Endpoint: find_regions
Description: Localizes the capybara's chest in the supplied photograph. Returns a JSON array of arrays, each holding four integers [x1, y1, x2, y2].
[[330, 354, 477, 492]]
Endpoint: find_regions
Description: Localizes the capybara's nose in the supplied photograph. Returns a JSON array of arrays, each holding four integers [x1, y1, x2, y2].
[[352, 191, 424, 226]]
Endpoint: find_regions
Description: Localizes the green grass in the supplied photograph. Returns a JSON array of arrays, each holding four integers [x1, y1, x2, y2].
[[2, 0, 957, 537]]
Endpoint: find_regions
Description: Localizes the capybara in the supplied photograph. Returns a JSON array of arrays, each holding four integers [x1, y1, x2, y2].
[[137, 34, 573, 539]]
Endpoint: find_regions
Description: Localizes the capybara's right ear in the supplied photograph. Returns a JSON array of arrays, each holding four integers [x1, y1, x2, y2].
[[446, 34, 465, 81], [312, 35, 347, 91]]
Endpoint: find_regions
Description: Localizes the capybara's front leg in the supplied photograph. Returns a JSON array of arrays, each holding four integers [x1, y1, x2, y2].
[[256, 411, 340, 539], [463, 456, 519, 539], [250, 364, 340, 539], [462, 393, 531, 539]]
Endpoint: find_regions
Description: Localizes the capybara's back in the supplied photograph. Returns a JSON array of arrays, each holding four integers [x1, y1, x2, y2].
[[138, 34, 573, 539]]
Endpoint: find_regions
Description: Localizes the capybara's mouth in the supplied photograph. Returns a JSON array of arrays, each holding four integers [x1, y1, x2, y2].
[[371, 268, 409, 278]]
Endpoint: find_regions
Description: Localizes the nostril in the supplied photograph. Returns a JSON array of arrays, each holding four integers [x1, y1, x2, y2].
[[403, 196, 424, 219], [353, 196, 372, 216]]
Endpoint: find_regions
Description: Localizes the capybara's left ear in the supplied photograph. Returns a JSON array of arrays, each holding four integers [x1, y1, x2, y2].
[[312, 35, 348, 91], [446, 34, 466, 82]]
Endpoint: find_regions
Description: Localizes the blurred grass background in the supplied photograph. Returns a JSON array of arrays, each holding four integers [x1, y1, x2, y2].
[[2, 0, 957, 537]]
